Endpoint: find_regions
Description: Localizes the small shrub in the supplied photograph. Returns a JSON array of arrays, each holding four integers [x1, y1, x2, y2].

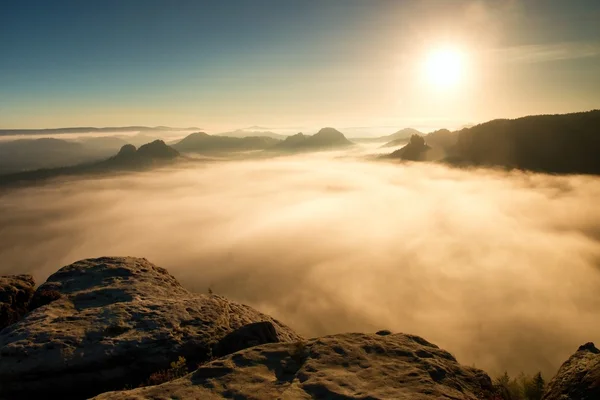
[[145, 356, 188, 386]]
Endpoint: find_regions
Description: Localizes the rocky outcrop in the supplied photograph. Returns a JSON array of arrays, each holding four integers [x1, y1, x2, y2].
[[543, 342, 600, 400], [387, 134, 433, 161], [275, 127, 354, 151], [213, 320, 281, 357], [110, 140, 179, 165], [94, 332, 494, 399], [0, 257, 301, 399], [173, 132, 280, 153], [136, 140, 180, 159], [0, 274, 35, 330]]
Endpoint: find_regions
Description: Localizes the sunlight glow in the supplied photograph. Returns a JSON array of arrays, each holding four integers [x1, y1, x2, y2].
[[424, 48, 465, 89]]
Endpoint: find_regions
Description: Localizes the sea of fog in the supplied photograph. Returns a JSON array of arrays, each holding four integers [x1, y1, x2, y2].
[[1, 148, 599, 378]]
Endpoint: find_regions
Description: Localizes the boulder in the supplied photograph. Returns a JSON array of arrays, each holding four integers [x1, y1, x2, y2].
[[543, 342, 600, 400], [0, 257, 301, 399], [0, 274, 35, 330], [93, 332, 494, 399], [213, 320, 280, 357]]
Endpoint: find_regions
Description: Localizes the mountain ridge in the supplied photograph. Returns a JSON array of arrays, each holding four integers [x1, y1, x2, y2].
[[274, 127, 354, 151]]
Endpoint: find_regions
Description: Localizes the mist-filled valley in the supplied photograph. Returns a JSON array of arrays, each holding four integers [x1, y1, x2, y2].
[[2, 147, 599, 379]]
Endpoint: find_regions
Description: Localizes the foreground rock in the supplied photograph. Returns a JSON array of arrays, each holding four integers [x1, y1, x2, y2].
[[543, 342, 600, 400], [0, 257, 301, 399], [94, 332, 494, 400], [0, 274, 35, 330]]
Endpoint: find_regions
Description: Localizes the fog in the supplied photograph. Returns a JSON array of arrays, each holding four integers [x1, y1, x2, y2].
[[1, 150, 599, 378]]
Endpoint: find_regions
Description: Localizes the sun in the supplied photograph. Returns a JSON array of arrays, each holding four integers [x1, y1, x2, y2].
[[423, 48, 465, 89]]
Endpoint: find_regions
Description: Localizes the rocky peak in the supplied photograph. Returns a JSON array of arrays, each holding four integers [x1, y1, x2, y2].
[[314, 127, 345, 138], [543, 342, 600, 400], [136, 139, 179, 159], [116, 143, 136, 157]]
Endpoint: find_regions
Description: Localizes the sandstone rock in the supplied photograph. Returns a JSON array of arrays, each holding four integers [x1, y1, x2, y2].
[[388, 134, 433, 161], [93, 332, 494, 400], [543, 342, 600, 400], [0, 274, 35, 330], [214, 320, 281, 357], [0, 257, 301, 399]]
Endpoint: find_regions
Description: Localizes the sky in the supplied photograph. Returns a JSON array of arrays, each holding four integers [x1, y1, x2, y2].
[[1, 0, 600, 133]]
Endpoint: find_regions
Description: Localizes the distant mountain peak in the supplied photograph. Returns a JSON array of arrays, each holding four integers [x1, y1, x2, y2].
[[188, 132, 211, 138], [275, 128, 353, 151], [315, 127, 344, 136], [112, 140, 179, 162], [243, 125, 271, 131], [137, 140, 179, 159], [116, 144, 137, 157], [216, 128, 286, 140]]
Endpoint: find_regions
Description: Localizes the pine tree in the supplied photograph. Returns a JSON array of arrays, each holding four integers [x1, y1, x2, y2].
[[524, 372, 545, 400]]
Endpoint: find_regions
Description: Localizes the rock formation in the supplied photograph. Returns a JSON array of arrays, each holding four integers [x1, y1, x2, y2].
[[0, 257, 300, 399], [0, 274, 35, 330], [387, 134, 433, 161], [173, 132, 279, 153], [275, 127, 354, 151], [10, 257, 597, 400], [94, 332, 494, 399], [543, 342, 600, 400]]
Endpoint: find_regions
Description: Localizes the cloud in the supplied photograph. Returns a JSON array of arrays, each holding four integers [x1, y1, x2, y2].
[[495, 41, 600, 63], [1, 151, 599, 378]]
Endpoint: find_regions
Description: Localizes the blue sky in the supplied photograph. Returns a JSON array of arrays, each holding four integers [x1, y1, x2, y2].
[[1, 0, 600, 132]]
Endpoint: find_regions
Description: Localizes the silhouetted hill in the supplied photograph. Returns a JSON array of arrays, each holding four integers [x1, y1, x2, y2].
[[425, 129, 459, 150], [216, 129, 287, 140], [382, 129, 454, 148], [173, 132, 280, 153], [452, 110, 600, 174], [0, 140, 180, 187], [354, 128, 423, 143], [0, 137, 83, 154], [381, 138, 410, 148], [108, 140, 180, 167], [274, 127, 354, 151], [385, 134, 433, 161], [113, 133, 168, 148], [384, 128, 423, 142], [137, 140, 180, 159], [0, 138, 115, 174]]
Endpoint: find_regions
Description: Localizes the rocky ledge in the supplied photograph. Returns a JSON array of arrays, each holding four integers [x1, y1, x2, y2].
[[1, 257, 597, 400], [94, 331, 494, 399], [0, 257, 300, 399], [0, 274, 35, 330]]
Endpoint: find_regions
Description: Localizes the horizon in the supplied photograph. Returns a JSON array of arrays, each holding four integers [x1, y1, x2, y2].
[[2, 1, 600, 131], [2, 108, 599, 139]]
